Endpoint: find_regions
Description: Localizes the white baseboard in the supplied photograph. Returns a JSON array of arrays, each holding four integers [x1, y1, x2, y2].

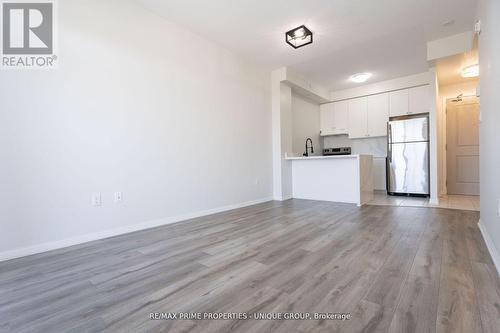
[[0, 197, 273, 262], [478, 219, 500, 276]]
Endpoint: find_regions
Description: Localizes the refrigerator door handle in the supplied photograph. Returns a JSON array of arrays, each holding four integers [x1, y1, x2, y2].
[[387, 123, 392, 163], [387, 122, 392, 144]]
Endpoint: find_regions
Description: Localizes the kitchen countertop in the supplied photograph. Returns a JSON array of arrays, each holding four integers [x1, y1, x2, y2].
[[285, 154, 369, 160]]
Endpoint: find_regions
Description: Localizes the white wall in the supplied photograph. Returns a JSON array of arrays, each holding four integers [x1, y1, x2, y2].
[[477, 0, 500, 273], [429, 68, 440, 204], [427, 31, 474, 61], [291, 93, 321, 156], [323, 135, 387, 157], [439, 81, 478, 99], [0, 0, 272, 258]]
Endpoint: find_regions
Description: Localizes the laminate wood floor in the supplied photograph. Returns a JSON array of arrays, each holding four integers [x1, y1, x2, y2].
[[1, 200, 499, 333]]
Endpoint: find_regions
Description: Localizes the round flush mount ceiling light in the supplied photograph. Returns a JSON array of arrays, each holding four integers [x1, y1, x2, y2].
[[286, 25, 313, 49], [350, 72, 372, 83], [461, 64, 479, 78]]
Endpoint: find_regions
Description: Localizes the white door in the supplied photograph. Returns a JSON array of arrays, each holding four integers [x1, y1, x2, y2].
[[333, 100, 349, 134], [389, 89, 409, 117], [446, 97, 480, 195], [348, 97, 368, 139], [367, 93, 389, 137], [409, 85, 430, 115]]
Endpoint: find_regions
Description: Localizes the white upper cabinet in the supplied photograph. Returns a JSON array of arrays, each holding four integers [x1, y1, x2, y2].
[[319, 103, 334, 135], [332, 100, 349, 134], [349, 94, 389, 139], [348, 97, 368, 139], [389, 89, 409, 117], [409, 85, 431, 115], [367, 93, 389, 137], [389, 85, 430, 117], [320, 85, 428, 139], [319, 100, 349, 136]]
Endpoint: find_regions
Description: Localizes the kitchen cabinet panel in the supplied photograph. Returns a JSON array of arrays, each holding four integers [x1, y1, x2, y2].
[[320, 103, 334, 135], [367, 93, 389, 137], [409, 85, 430, 115], [348, 97, 368, 139], [332, 100, 349, 134], [389, 89, 409, 117], [320, 101, 349, 136]]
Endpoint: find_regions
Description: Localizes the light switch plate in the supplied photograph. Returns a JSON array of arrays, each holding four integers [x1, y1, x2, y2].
[[114, 192, 123, 203], [92, 193, 102, 206], [474, 20, 481, 35]]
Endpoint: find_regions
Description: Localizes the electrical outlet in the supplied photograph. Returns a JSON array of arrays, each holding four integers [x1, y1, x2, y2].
[[114, 192, 123, 203], [92, 192, 102, 206]]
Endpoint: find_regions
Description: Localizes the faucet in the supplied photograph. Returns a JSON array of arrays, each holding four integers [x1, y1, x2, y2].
[[303, 138, 314, 157]]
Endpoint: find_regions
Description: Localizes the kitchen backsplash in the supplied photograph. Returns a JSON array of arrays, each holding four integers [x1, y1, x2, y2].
[[323, 135, 387, 157]]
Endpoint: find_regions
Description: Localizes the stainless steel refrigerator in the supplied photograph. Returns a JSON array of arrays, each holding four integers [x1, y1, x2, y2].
[[387, 115, 430, 197]]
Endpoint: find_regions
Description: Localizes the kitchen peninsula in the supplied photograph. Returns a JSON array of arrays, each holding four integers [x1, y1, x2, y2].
[[285, 154, 374, 206]]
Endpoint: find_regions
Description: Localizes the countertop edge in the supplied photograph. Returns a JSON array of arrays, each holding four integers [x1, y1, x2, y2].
[[285, 154, 369, 161]]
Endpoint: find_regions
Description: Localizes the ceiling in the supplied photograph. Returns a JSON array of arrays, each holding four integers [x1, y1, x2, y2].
[[135, 0, 478, 91]]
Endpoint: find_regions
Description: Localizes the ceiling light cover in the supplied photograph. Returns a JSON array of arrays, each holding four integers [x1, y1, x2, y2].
[[350, 72, 372, 83], [286, 25, 313, 49], [461, 64, 479, 78]]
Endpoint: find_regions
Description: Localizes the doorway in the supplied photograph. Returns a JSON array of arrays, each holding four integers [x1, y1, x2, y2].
[[446, 96, 480, 195]]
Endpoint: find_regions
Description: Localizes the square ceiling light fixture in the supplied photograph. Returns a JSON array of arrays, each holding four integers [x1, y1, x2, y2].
[[286, 25, 313, 49]]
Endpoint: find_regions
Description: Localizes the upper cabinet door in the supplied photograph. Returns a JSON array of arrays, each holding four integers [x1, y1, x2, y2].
[[367, 93, 389, 137], [409, 85, 430, 115], [320, 101, 349, 136], [389, 89, 409, 117], [319, 103, 334, 135], [332, 100, 349, 134], [348, 97, 368, 139]]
